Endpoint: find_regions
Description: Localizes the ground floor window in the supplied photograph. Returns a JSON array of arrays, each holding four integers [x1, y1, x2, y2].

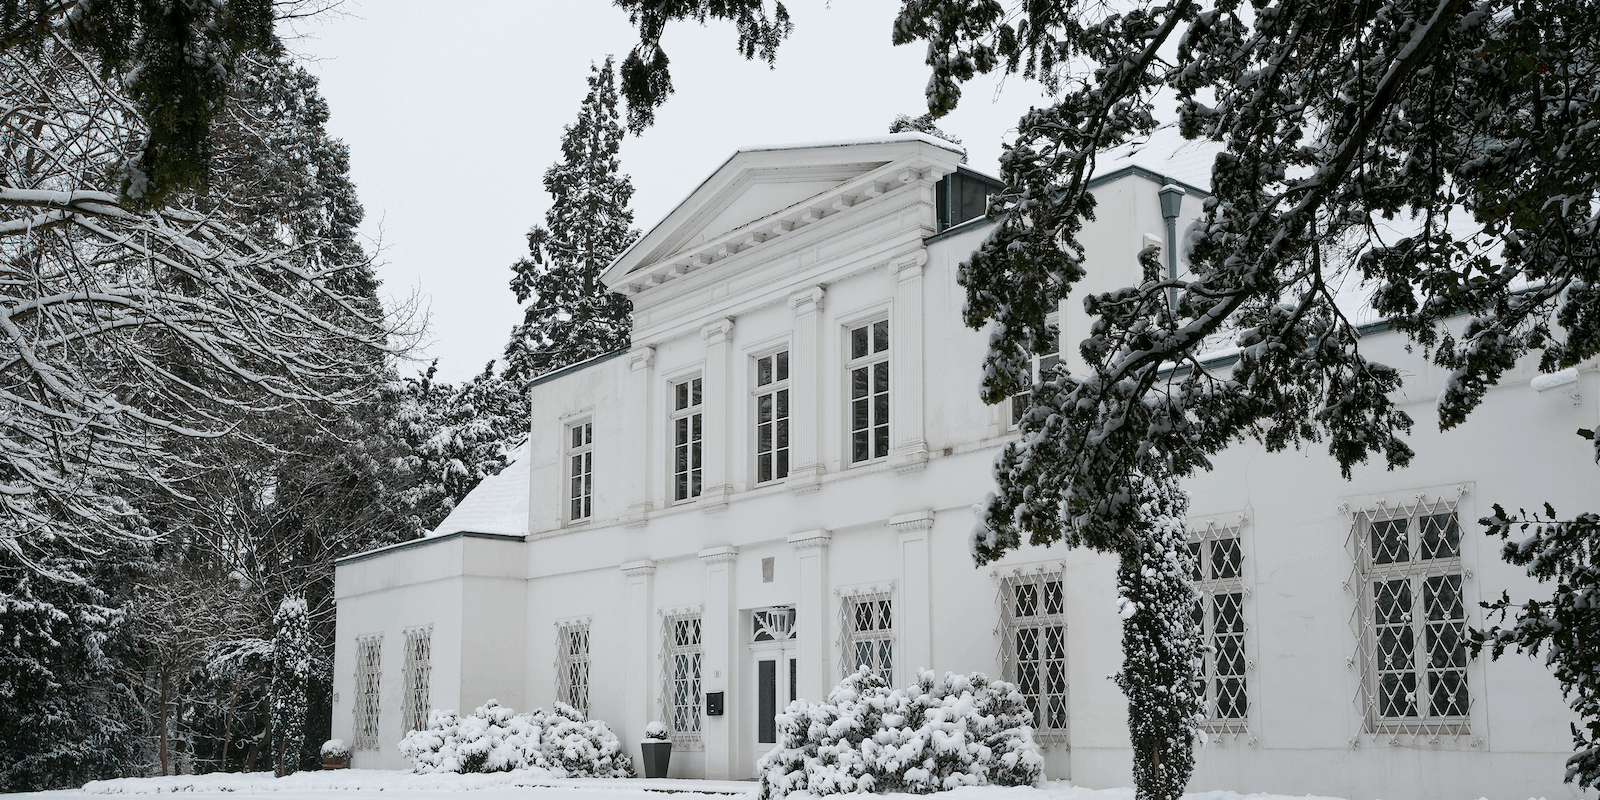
[[1189, 520, 1249, 734], [1350, 498, 1470, 738], [839, 587, 893, 686], [400, 627, 432, 734], [661, 611, 703, 748], [556, 620, 591, 716], [353, 634, 383, 750], [998, 569, 1067, 741]]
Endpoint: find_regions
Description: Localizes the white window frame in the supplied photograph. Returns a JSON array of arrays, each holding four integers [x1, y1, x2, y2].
[[997, 568, 1068, 743], [352, 634, 383, 750], [1348, 495, 1472, 740], [844, 318, 890, 465], [660, 609, 704, 749], [400, 626, 432, 734], [567, 420, 593, 522], [752, 349, 791, 485], [838, 586, 894, 685], [555, 619, 591, 717], [670, 376, 703, 502], [1188, 518, 1250, 737], [1010, 319, 1061, 429]]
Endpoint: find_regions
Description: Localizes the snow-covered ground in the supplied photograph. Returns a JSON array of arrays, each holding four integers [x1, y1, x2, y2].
[[1, 770, 1510, 800]]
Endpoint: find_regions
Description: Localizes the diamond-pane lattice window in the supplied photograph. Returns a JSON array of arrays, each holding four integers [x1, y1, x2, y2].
[[556, 621, 591, 716], [998, 570, 1068, 742], [400, 627, 432, 734], [661, 611, 703, 749], [353, 634, 382, 750], [1188, 520, 1249, 734], [1349, 499, 1470, 738], [839, 588, 893, 685]]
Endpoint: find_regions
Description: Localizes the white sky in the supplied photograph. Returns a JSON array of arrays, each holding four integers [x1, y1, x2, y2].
[[294, 1, 1053, 384]]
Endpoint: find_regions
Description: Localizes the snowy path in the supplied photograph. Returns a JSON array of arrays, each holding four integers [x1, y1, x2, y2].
[[3, 770, 1495, 800]]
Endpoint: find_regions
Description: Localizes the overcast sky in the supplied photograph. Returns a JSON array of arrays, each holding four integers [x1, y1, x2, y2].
[[295, 2, 1053, 384]]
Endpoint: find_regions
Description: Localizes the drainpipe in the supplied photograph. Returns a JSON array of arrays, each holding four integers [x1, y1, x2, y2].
[[1158, 183, 1186, 311]]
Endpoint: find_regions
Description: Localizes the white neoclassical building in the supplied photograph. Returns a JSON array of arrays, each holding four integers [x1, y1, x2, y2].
[[332, 133, 1595, 800]]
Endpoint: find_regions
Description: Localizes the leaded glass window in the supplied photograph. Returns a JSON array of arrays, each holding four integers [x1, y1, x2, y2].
[[400, 627, 431, 734], [353, 634, 382, 750], [839, 588, 893, 685], [998, 570, 1068, 741], [1350, 500, 1471, 738], [556, 621, 591, 716], [754, 351, 790, 484], [846, 320, 889, 464], [661, 611, 703, 748]]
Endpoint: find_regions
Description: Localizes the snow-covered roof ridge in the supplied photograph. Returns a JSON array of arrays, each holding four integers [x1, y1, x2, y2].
[[1094, 123, 1222, 195], [731, 131, 966, 157], [429, 439, 530, 538]]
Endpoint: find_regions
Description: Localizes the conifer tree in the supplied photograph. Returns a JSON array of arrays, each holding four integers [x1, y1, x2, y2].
[[270, 596, 311, 777], [504, 57, 639, 392]]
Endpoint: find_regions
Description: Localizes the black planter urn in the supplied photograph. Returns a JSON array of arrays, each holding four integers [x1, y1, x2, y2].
[[641, 740, 672, 778]]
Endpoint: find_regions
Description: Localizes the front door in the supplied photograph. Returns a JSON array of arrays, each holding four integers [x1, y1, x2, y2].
[[749, 607, 798, 754]]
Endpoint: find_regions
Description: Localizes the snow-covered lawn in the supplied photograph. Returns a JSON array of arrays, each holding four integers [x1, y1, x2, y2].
[[2, 770, 1429, 800]]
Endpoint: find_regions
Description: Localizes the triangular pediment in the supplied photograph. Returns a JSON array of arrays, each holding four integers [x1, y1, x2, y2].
[[637, 161, 889, 267], [603, 136, 967, 289]]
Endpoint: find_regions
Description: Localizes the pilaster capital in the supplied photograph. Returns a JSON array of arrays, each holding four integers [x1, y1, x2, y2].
[[620, 559, 657, 577], [891, 250, 928, 278], [628, 345, 655, 371], [788, 285, 826, 314], [698, 545, 739, 564], [787, 529, 833, 550], [888, 509, 935, 532], [701, 317, 735, 345]]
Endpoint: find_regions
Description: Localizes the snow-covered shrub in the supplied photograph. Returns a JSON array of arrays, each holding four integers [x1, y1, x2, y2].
[[320, 739, 350, 760], [757, 667, 1043, 799], [643, 721, 670, 741], [398, 700, 632, 777]]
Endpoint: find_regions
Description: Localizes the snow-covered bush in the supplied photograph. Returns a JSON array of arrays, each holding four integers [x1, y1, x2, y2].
[[398, 700, 631, 777], [320, 739, 350, 760], [757, 668, 1043, 799], [643, 721, 670, 741]]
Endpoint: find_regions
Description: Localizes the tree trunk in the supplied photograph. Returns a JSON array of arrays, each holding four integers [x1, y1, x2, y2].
[[158, 669, 171, 776], [219, 677, 240, 772]]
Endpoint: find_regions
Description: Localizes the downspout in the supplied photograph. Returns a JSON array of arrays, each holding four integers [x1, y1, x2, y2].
[[1158, 183, 1186, 311]]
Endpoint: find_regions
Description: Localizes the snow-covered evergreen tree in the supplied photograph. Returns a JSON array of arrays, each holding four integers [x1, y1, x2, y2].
[[1112, 476, 1203, 800], [270, 596, 311, 777], [503, 57, 639, 393]]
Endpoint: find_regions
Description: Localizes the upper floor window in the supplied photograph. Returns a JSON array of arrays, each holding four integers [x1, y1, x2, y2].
[[568, 421, 593, 521], [754, 351, 790, 484], [847, 320, 889, 464], [1011, 324, 1060, 427], [672, 377, 703, 502]]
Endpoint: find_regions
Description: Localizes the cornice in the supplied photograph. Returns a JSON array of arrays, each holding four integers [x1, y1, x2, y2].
[[698, 545, 739, 564]]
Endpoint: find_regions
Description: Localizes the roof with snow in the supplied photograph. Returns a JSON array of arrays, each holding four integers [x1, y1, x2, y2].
[[1093, 124, 1221, 196], [428, 440, 530, 538]]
